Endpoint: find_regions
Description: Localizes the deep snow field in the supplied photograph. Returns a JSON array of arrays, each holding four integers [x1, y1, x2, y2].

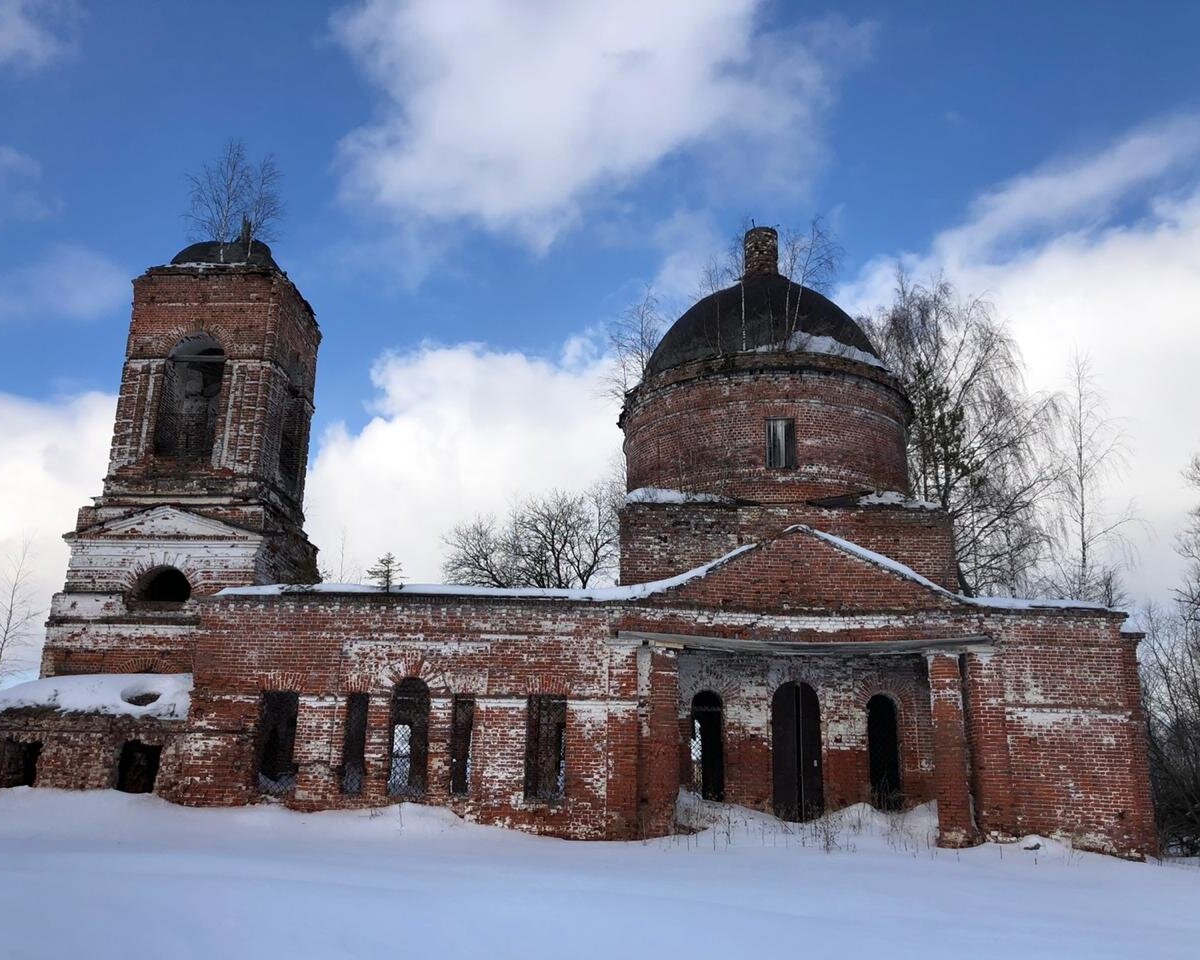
[[0, 789, 1195, 959]]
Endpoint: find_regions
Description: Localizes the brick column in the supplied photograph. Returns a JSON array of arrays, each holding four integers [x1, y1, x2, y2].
[[961, 651, 1016, 839], [926, 653, 980, 848]]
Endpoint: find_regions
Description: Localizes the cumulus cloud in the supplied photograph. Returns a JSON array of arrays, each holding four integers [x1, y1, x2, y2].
[[0, 146, 61, 223], [0, 391, 115, 675], [838, 114, 1200, 605], [0, 0, 80, 72], [305, 339, 623, 582], [0, 244, 129, 323], [331, 0, 873, 248]]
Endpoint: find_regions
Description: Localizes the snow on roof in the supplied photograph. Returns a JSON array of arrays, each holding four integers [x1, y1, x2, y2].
[[855, 490, 940, 511], [220, 544, 758, 602], [791, 525, 1115, 613], [0, 673, 192, 719], [625, 487, 735, 505]]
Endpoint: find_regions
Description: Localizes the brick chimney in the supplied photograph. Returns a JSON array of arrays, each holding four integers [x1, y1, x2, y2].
[[742, 226, 778, 277]]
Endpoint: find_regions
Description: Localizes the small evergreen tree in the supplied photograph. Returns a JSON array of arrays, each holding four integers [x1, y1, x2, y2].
[[366, 552, 402, 591]]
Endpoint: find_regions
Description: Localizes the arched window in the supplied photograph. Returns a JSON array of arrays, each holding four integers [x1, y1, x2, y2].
[[867, 694, 903, 810], [155, 333, 226, 461], [389, 678, 430, 796], [690, 691, 725, 801], [133, 566, 191, 603], [771, 681, 823, 821]]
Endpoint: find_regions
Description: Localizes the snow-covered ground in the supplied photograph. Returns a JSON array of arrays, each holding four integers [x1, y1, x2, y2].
[[0, 790, 1195, 959]]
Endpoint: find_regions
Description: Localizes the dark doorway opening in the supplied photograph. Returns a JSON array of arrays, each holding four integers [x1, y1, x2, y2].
[[690, 691, 725, 801], [116, 740, 162, 794], [772, 681, 823, 821], [867, 694, 903, 811], [341, 693, 369, 796], [449, 696, 475, 796], [257, 691, 299, 795], [0, 739, 40, 788]]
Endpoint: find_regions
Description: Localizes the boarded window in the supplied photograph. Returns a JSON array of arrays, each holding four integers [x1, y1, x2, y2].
[[257, 691, 299, 795], [116, 740, 161, 794], [524, 695, 567, 802], [154, 335, 226, 461], [341, 693, 369, 796], [690, 691, 725, 801], [0, 739, 39, 788], [388, 679, 429, 796], [766, 418, 797, 469], [449, 696, 475, 796]]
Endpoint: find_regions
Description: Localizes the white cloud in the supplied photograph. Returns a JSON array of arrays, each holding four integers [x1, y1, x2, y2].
[[0, 146, 61, 223], [0, 391, 115, 674], [839, 114, 1200, 606], [305, 340, 623, 582], [0, 0, 80, 72], [331, 0, 873, 248], [0, 243, 129, 323]]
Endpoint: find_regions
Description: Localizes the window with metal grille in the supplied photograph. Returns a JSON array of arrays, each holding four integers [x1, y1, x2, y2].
[[256, 691, 299, 796], [524, 695, 566, 802], [341, 693, 368, 796], [388, 679, 429, 796], [449, 696, 475, 796], [766, 417, 797, 469]]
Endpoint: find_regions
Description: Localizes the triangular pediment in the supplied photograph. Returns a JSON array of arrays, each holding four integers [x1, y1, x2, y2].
[[80, 506, 256, 541]]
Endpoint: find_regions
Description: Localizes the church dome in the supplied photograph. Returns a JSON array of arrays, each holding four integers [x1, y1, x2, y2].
[[643, 227, 881, 380], [170, 238, 280, 270]]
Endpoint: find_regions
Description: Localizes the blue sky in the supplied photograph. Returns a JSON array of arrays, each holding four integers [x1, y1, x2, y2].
[[2, 0, 1199, 635]]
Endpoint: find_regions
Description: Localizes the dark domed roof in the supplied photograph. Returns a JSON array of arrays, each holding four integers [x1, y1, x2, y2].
[[644, 273, 881, 379], [170, 238, 280, 270]]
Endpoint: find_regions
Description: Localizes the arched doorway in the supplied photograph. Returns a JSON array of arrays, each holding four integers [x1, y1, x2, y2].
[[690, 691, 724, 801], [867, 694, 902, 810], [771, 681, 823, 821]]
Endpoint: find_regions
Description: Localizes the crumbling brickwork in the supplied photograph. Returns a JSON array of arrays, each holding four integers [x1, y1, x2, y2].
[[0, 230, 1158, 860]]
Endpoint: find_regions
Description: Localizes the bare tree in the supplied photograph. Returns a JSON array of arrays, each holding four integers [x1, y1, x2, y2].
[[442, 483, 619, 589], [318, 528, 361, 584], [605, 285, 666, 400], [698, 216, 842, 296], [0, 540, 40, 681], [1177, 454, 1200, 620], [1040, 355, 1136, 604], [865, 273, 1060, 596], [1140, 603, 1200, 854], [184, 138, 284, 259]]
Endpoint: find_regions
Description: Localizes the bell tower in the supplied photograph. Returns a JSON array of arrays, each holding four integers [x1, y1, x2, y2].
[[42, 238, 320, 676]]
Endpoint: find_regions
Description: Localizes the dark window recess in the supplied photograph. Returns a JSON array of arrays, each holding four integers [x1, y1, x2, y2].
[[388, 679, 430, 796], [449, 696, 475, 796], [867, 694, 903, 811], [154, 335, 226, 461], [278, 390, 306, 492], [524, 695, 567, 802], [766, 418, 797, 469], [116, 740, 161, 794], [257, 691, 299, 796], [690, 691, 725, 802], [0, 739, 40, 788], [341, 693, 369, 796], [135, 566, 191, 603]]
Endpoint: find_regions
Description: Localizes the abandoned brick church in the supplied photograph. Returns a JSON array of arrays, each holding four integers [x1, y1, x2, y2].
[[0, 227, 1157, 857]]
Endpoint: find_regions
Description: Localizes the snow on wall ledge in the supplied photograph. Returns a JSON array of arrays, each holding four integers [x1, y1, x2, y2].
[[625, 487, 736, 505], [0, 673, 192, 719], [220, 544, 758, 601], [855, 490, 940, 511]]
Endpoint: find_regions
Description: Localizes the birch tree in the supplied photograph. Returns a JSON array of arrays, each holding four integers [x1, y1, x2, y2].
[[0, 540, 40, 681]]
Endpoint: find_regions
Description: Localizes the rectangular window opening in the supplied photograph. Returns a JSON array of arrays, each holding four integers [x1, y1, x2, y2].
[[116, 740, 161, 794], [524, 695, 567, 802], [341, 693, 369, 796], [256, 691, 299, 796], [449, 696, 475, 796], [0, 738, 40, 788], [766, 417, 797, 469]]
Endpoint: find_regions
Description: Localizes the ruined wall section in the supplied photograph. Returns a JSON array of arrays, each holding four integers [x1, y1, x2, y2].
[[167, 593, 657, 841]]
